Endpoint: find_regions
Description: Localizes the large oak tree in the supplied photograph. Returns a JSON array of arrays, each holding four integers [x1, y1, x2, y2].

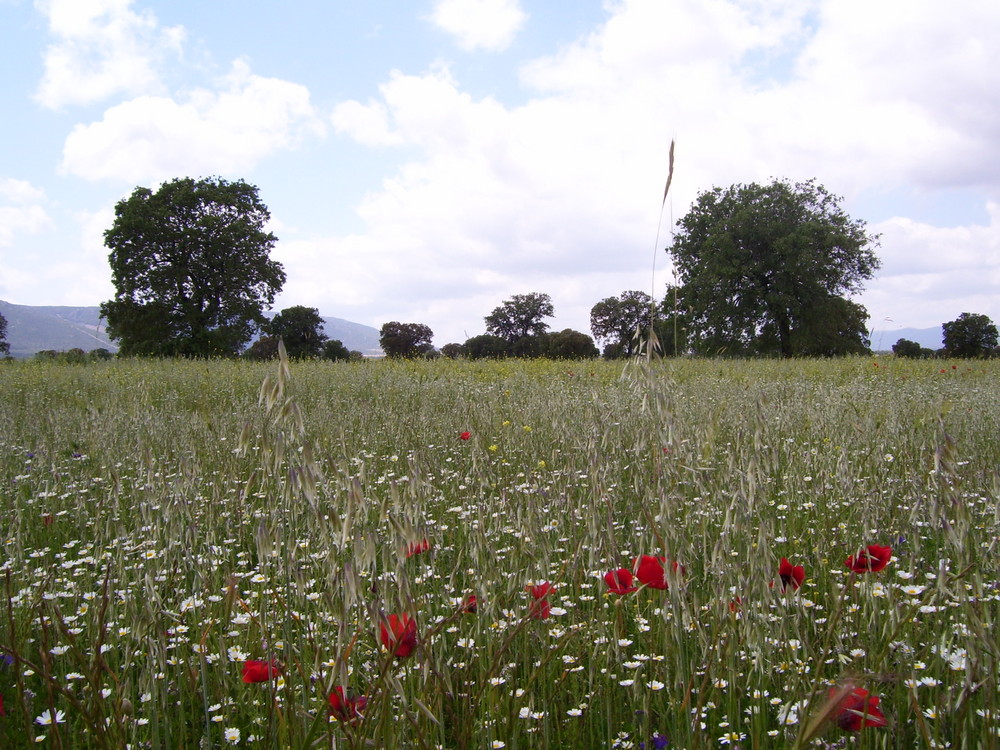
[[668, 178, 880, 356], [100, 177, 286, 356]]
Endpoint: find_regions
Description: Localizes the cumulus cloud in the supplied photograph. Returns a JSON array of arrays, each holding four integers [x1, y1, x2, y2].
[[61, 60, 325, 183], [0, 178, 51, 247], [862, 203, 1000, 328], [34, 0, 185, 109], [428, 0, 526, 52], [314, 0, 1000, 343]]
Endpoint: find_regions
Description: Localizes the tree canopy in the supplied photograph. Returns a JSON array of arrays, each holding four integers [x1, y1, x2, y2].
[[668, 178, 880, 357], [100, 177, 285, 357], [0, 311, 9, 356], [485, 293, 554, 342], [380, 322, 434, 358], [942, 313, 998, 358], [269, 305, 328, 359], [590, 290, 653, 357]]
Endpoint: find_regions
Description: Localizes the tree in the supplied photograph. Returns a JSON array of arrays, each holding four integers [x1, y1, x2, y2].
[[463, 334, 508, 359], [590, 291, 653, 357], [321, 339, 352, 361], [100, 177, 285, 356], [942, 313, 998, 358], [485, 293, 554, 343], [440, 343, 465, 359], [269, 306, 328, 359], [540, 329, 599, 359], [0, 311, 9, 356], [668, 178, 880, 357], [379, 322, 434, 358], [892, 338, 923, 358], [245, 335, 280, 361]]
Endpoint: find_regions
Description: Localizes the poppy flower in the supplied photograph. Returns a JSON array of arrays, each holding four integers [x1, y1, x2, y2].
[[604, 568, 638, 595], [634, 556, 683, 590], [242, 659, 281, 683], [405, 538, 431, 557], [830, 686, 888, 731], [460, 594, 478, 614], [845, 545, 892, 574], [728, 596, 742, 613], [459, 431, 471, 440], [526, 582, 555, 619], [778, 558, 805, 591], [380, 613, 418, 658], [329, 686, 368, 724]]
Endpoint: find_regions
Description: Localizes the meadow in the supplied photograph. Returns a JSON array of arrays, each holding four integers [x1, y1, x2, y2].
[[0, 354, 998, 749]]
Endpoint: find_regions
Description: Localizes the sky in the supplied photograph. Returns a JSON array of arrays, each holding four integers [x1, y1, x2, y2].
[[2, 0, 998, 347]]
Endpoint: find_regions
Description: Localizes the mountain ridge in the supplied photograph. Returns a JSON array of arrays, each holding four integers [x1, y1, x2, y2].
[[0, 300, 382, 358]]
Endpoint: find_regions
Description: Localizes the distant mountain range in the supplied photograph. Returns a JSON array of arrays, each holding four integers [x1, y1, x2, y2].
[[0, 300, 382, 358], [0, 299, 943, 358], [868, 326, 943, 352]]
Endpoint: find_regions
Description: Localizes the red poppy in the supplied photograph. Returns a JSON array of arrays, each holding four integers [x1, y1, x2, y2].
[[405, 539, 431, 557], [831, 686, 887, 731], [0, 693, 5, 717], [329, 686, 368, 724], [42, 513, 54, 527], [242, 659, 281, 683], [380, 613, 418, 658], [845, 545, 892, 574], [604, 568, 638, 595], [728, 596, 742, 613], [459, 431, 471, 440], [460, 594, 478, 614], [778, 557, 805, 591], [526, 583, 555, 619], [633, 556, 683, 590]]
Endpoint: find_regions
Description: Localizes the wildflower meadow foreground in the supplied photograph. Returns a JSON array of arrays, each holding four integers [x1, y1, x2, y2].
[[1, 355, 998, 749]]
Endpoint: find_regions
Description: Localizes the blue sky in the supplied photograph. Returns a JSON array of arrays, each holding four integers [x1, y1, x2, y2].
[[2, 0, 998, 346]]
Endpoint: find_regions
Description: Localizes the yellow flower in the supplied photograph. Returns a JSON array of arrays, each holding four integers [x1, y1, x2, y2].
[[488, 445, 499, 452]]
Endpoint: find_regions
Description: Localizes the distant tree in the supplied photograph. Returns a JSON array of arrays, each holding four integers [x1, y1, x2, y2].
[[590, 290, 654, 358], [90, 348, 114, 361], [485, 293, 554, 343], [0, 311, 9, 356], [321, 339, 351, 361], [669, 178, 880, 357], [380, 322, 434, 358], [942, 313, 998, 358], [892, 338, 923, 358], [441, 343, 465, 359], [541, 329, 599, 359], [464, 334, 509, 359], [269, 305, 328, 359], [246, 335, 280, 361], [100, 176, 285, 357]]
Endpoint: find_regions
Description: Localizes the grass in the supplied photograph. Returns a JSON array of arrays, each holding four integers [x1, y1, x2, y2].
[[1, 354, 998, 748]]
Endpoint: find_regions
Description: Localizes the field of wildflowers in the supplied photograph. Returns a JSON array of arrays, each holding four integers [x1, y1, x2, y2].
[[1, 355, 998, 749]]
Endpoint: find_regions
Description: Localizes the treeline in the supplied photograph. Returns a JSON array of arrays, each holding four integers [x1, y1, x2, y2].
[[3, 174, 997, 363], [892, 313, 999, 359]]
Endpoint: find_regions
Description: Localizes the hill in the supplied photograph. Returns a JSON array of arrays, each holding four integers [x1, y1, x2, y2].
[[0, 300, 382, 358], [869, 326, 942, 352]]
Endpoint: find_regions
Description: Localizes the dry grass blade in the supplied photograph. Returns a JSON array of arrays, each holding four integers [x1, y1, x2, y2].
[[662, 138, 675, 205]]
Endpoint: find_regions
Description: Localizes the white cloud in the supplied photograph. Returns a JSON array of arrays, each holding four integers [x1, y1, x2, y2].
[[314, 0, 1000, 344], [428, 0, 526, 52], [0, 178, 51, 247], [861, 203, 1000, 329], [61, 60, 325, 183], [34, 0, 185, 109]]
